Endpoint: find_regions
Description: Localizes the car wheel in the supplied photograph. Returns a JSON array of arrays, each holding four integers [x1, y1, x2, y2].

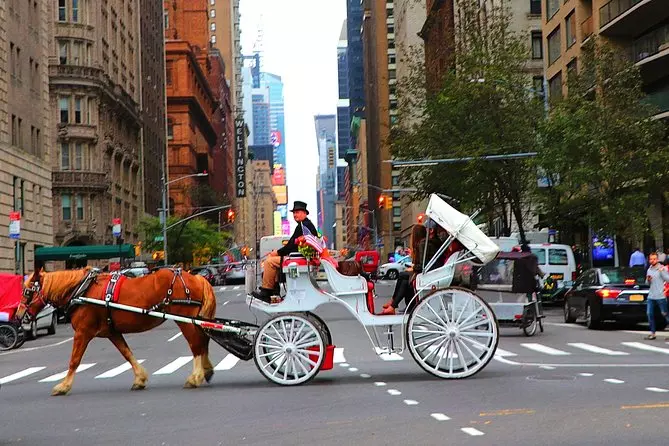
[[26, 320, 38, 340], [386, 270, 398, 280], [585, 302, 600, 330], [47, 313, 57, 335], [564, 299, 576, 323]]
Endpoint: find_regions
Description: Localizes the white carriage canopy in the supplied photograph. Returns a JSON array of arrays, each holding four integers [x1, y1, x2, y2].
[[424, 194, 500, 264]]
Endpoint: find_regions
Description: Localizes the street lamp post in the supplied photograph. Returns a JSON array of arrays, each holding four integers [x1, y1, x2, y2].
[[161, 171, 208, 265]]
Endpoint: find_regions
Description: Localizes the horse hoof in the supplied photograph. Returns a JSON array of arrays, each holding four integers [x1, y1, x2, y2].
[[131, 383, 146, 391], [51, 387, 69, 396], [183, 381, 198, 389], [204, 370, 214, 383]]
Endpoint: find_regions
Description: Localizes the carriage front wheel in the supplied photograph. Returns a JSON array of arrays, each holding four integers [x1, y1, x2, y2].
[[253, 313, 326, 386], [405, 287, 499, 379], [0, 323, 19, 351]]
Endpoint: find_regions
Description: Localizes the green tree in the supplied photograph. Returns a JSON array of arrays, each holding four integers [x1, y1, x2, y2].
[[137, 217, 231, 264], [391, 0, 544, 241], [535, 37, 669, 244]]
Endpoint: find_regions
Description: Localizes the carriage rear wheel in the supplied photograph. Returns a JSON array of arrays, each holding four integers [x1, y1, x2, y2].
[[253, 313, 326, 386], [0, 324, 19, 351], [405, 287, 499, 379]]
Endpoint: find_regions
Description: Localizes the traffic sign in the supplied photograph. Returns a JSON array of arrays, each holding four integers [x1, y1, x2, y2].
[[9, 211, 20, 239], [154, 236, 164, 242], [112, 218, 122, 237]]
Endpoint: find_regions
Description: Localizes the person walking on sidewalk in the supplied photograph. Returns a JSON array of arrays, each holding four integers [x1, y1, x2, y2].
[[630, 247, 646, 268], [644, 252, 669, 340]]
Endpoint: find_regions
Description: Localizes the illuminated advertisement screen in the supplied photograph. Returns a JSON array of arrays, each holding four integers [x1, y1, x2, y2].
[[273, 211, 282, 236], [277, 205, 288, 218], [282, 220, 290, 235], [273, 185, 287, 205], [272, 167, 286, 186]]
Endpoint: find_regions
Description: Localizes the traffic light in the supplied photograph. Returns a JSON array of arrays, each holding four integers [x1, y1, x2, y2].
[[152, 251, 164, 261], [385, 196, 393, 210], [417, 213, 425, 224], [227, 209, 235, 223], [134, 241, 142, 257], [378, 195, 385, 208]]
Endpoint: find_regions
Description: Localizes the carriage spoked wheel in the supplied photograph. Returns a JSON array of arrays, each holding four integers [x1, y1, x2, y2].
[[406, 287, 499, 379], [0, 324, 19, 351], [253, 313, 326, 386]]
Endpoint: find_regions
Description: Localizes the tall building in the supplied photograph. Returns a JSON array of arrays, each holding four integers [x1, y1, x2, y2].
[[0, 0, 53, 274], [164, 1, 219, 215], [347, 0, 366, 119], [260, 72, 286, 169], [251, 88, 271, 145], [543, 0, 668, 119], [314, 115, 337, 246], [337, 21, 351, 160], [140, 0, 167, 217], [249, 160, 277, 254], [50, 0, 143, 250], [209, 0, 243, 115]]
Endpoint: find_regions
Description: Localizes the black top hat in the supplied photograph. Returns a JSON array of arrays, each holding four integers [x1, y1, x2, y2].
[[290, 201, 309, 214]]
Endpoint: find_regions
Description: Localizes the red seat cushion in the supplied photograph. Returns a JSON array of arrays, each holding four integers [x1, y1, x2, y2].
[[366, 281, 375, 314]]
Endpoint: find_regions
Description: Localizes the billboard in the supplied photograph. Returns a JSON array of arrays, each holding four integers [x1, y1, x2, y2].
[[273, 185, 287, 205], [273, 211, 282, 236], [272, 167, 286, 186], [271, 130, 282, 148], [234, 119, 246, 197], [282, 220, 291, 235], [277, 205, 288, 219]]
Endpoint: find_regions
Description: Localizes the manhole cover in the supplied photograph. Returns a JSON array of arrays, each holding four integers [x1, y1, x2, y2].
[[526, 375, 576, 382]]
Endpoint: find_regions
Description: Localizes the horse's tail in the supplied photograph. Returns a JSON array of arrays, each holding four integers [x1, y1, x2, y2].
[[194, 275, 217, 320]]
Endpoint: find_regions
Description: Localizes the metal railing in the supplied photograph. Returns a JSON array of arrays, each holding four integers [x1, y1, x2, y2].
[[581, 16, 594, 42], [631, 22, 669, 63], [644, 85, 669, 114], [599, 0, 643, 28]]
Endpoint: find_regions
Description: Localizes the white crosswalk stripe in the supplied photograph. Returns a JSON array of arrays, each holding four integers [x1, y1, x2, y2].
[[567, 343, 629, 356], [494, 347, 517, 357], [520, 343, 571, 356], [153, 356, 193, 375], [0, 367, 46, 384], [39, 363, 97, 383], [214, 354, 240, 371], [95, 360, 146, 379], [375, 347, 404, 361], [622, 342, 669, 355]]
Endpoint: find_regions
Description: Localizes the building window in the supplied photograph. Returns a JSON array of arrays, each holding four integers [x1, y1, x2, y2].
[[11, 115, 17, 146], [13, 177, 24, 213], [87, 97, 94, 124], [74, 143, 83, 170], [61, 143, 70, 170], [211, 35, 216, 44], [567, 58, 578, 80], [76, 195, 84, 220], [549, 72, 563, 100], [210, 9, 215, 18], [72, 0, 79, 22], [530, 0, 541, 15], [164, 9, 169, 29], [393, 207, 401, 217], [59, 41, 67, 64], [74, 97, 82, 123], [533, 76, 545, 96], [166, 62, 173, 85], [546, 0, 560, 20], [62, 194, 72, 220], [73, 41, 81, 65], [210, 22, 216, 31], [167, 119, 174, 139], [58, 0, 67, 22], [210, 0, 215, 4], [59, 97, 69, 122], [531, 31, 543, 59], [547, 27, 561, 65], [393, 222, 402, 231], [565, 11, 576, 48]]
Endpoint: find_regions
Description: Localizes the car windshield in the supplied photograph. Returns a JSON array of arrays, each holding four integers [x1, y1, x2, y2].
[[600, 267, 646, 285], [530, 248, 546, 264]]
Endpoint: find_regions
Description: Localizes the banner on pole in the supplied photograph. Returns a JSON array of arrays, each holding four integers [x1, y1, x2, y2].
[[9, 212, 20, 239], [112, 218, 122, 237]]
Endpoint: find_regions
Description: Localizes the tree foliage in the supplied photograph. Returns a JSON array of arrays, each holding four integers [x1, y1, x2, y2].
[[391, 0, 543, 240], [535, 37, 669, 241], [137, 217, 231, 265]]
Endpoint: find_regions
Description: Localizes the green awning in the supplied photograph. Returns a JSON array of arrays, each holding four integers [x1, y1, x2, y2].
[[35, 244, 135, 261]]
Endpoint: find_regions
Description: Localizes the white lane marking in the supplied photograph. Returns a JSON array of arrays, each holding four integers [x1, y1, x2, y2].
[[333, 347, 346, 363], [153, 356, 193, 375], [387, 389, 402, 396], [236, 293, 242, 297], [404, 399, 419, 406], [348, 367, 359, 372], [360, 373, 371, 379], [233, 286, 241, 290], [0, 337, 73, 357], [568, 343, 629, 356], [604, 378, 625, 384], [214, 354, 240, 371], [520, 343, 571, 356], [39, 363, 96, 382], [0, 367, 46, 384], [431, 413, 451, 421], [540, 366, 556, 370], [494, 356, 521, 366], [622, 342, 669, 355], [494, 347, 517, 357], [222, 300, 230, 306], [461, 427, 485, 436], [95, 360, 146, 379], [579, 373, 594, 377], [374, 381, 387, 387], [339, 363, 350, 367], [218, 287, 226, 292], [646, 387, 669, 393], [167, 332, 182, 342], [374, 347, 403, 361]]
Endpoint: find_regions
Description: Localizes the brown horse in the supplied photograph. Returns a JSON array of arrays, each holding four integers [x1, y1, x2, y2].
[[16, 267, 217, 396]]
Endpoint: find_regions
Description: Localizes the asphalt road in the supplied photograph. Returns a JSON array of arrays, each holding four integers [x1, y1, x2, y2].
[[4, 281, 669, 445]]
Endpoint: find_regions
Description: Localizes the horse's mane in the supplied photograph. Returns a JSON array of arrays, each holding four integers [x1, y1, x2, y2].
[[42, 267, 92, 305]]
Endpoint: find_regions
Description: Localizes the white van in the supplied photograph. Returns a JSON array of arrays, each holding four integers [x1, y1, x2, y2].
[[529, 243, 577, 289]]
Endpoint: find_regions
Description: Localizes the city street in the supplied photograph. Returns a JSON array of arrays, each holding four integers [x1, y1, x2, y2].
[[4, 282, 669, 445]]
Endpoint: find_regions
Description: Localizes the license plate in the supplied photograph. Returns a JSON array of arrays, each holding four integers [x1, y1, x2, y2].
[[550, 273, 564, 280], [629, 294, 644, 302]]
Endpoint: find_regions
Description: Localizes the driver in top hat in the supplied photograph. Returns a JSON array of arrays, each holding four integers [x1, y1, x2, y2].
[[252, 200, 318, 303]]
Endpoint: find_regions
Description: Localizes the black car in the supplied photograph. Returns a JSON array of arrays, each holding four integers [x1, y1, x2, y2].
[[189, 266, 219, 285], [563, 267, 660, 330]]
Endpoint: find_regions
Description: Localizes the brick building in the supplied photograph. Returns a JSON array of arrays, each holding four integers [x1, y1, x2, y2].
[[419, 0, 456, 94]]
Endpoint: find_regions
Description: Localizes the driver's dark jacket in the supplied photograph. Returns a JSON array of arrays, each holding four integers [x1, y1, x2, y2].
[[277, 218, 318, 257]]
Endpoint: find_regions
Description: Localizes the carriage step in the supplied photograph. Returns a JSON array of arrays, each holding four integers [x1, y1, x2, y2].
[[205, 330, 253, 361]]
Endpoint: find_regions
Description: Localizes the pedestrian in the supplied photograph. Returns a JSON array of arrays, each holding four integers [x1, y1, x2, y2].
[[512, 243, 544, 303], [644, 252, 669, 340], [630, 247, 646, 268]]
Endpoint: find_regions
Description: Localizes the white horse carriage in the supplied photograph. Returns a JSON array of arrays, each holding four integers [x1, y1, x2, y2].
[[244, 194, 502, 385]]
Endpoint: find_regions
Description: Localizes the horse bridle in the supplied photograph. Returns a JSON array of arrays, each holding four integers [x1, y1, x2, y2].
[[22, 279, 48, 321]]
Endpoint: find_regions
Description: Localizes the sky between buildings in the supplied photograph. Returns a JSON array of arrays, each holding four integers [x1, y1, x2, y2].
[[240, 0, 346, 231]]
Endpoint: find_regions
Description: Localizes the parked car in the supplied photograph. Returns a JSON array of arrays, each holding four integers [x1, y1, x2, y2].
[[377, 255, 413, 280], [189, 266, 220, 285], [563, 266, 654, 329], [224, 261, 247, 283], [22, 304, 57, 340]]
